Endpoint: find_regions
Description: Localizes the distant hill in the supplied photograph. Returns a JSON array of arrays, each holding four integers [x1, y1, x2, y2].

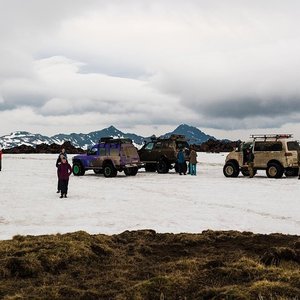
[[0, 124, 217, 150], [162, 124, 216, 144]]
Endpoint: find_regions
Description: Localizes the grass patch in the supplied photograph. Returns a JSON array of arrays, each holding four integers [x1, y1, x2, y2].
[[0, 230, 299, 299]]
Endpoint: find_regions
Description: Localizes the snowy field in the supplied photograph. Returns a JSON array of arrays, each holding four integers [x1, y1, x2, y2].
[[0, 153, 299, 240]]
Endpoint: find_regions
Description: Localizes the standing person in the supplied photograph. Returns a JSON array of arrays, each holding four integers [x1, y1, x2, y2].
[[59, 148, 68, 160], [56, 154, 64, 193], [246, 148, 255, 178], [57, 156, 72, 198], [0, 145, 2, 171], [177, 148, 186, 175], [189, 146, 198, 176]]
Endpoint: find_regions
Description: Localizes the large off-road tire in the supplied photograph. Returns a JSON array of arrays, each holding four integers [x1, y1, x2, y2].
[[157, 160, 169, 174], [285, 168, 299, 177], [145, 163, 157, 172], [73, 162, 85, 176], [266, 163, 284, 178], [223, 162, 239, 177], [124, 167, 138, 176], [103, 163, 117, 178]]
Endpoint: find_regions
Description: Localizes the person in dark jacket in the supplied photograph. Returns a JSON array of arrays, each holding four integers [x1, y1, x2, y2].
[[57, 156, 72, 198], [246, 148, 255, 178], [56, 154, 64, 193], [59, 148, 68, 160], [177, 148, 186, 175]]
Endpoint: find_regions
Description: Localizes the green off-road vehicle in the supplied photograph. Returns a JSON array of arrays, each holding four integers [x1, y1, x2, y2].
[[223, 134, 300, 178], [138, 134, 189, 173]]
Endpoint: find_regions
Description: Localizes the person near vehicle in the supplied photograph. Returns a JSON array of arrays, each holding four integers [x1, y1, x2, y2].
[[59, 148, 68, 160], [56, 153, 65, 193], [246, 148, 255, 178], [0, 145, 2, 171], [57, 156, 72, 198], [177, 148, 186, 175], [185, 147, 191, 174], [189, 146, 198, 176]]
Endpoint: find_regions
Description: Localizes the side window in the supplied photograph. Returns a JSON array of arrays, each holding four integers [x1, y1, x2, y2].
[[145, 142, 154, 150], [287, 141, 300, 151], [99, 145, 106, 156], [110, 144, 119, 156], [154, 142, 162, 149], [162, 141, 171, 148], [88, 146, 98, 156], [254, 142, 282, 151], [176, 141, 189, 149]]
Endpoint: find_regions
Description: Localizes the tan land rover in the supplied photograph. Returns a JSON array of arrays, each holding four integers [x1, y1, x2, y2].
[[223, 134, 300, 178]]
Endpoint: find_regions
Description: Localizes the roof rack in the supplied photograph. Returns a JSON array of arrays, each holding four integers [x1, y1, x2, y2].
[[250, 134, 293, 141], [99, 137, 132, 144]]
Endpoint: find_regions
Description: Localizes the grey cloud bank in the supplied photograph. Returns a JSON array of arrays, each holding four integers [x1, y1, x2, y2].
[[1, 0, 300, 139]]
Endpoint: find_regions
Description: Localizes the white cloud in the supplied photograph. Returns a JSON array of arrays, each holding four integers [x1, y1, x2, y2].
[[1, 0, 300, 138]]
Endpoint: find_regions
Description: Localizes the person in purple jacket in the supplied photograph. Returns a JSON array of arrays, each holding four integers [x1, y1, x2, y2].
[[57, 156, 72, 198]]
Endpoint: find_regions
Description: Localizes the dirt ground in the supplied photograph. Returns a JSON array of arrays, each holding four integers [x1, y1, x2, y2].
[[0, 230, 299, 299]]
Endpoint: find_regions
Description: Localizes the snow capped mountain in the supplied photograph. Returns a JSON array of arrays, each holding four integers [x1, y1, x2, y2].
[[0, 131, 55, 149], [0, 125, 216, 149], [162, 124, 215, 144]]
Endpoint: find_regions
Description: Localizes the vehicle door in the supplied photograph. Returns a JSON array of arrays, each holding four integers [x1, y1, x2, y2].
[[286, 141, 300, 167], [110, 143, 121, 166], [86, 145, 99, 168], [161, 141, 175, 160], [153, 141, 163, 161], [139, 142, 155, 162], [241, 142, 253, 166]]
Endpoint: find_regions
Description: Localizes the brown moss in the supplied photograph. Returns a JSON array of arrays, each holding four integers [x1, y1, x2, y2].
[[0, 230, 299, 299]]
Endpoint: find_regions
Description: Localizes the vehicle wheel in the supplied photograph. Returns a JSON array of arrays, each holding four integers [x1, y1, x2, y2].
[[73, 162, 85, 176], [93, 169, 103, 174], [103, 163, 117, 178], [124, 167, 138, 176], [266, 163, 284, 178], [145, 163, 157, 172], [223, 162, 239, 177], [157, 160, 169, 173], [285, 168, 299, 177]]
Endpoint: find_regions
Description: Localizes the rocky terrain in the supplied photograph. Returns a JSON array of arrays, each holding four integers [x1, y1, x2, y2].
[[3, 139, 240, 154], [3, 141, 85, 154], [194, 139, 241, 153], [0, 230, 299, 299]]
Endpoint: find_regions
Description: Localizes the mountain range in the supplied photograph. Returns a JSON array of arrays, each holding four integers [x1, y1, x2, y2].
[[0, 124, 216, 149]]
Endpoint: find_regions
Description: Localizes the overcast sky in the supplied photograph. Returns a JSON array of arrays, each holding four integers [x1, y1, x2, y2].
[[1, 0, 300, 140]]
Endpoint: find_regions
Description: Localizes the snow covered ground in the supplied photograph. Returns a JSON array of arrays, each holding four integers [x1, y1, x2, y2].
[[0, 153, 299, 240]]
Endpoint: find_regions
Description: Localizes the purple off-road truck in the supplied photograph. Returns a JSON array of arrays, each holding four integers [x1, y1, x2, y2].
[[72, 137, 141, 177]]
